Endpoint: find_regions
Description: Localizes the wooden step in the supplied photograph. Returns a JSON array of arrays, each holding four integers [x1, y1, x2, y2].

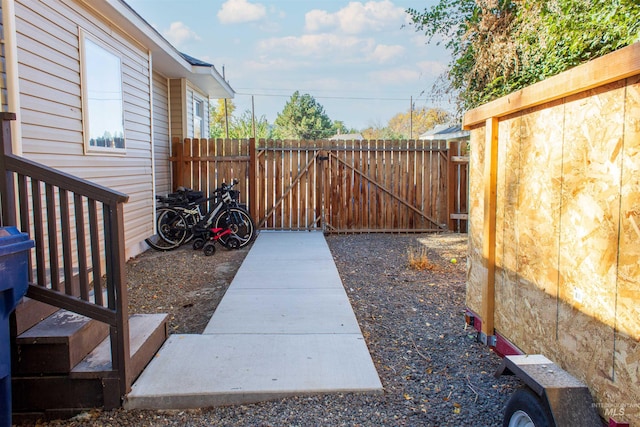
[[15, 310, 109, 374], [12, 297, 59, 336], [12, 314, 169, 421], [12, 375, 118, 413], [72, 313, 169, 385]]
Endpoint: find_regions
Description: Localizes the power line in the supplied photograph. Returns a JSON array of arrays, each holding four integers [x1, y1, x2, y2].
[[234, 91, 442, 103]]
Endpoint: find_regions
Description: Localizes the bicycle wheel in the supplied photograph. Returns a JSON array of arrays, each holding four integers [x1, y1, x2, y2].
[[145, 233, 182, 251], [176, 207, 200, 243], [156, 207, 189, 245], [213, 207, 256, 249]]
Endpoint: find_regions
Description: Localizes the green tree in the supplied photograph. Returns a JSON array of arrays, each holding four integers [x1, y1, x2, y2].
[[388, 107, 451, 139], [361, 122, 404, 140], [227, 110, 273, 139], [210, 98, 236, 138], [407, 0, 640, 111], [273, 91, 334, 140], [331, 120, 359, 136]]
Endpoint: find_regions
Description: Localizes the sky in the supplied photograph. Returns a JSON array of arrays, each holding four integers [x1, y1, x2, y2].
[[125, 0, 452, 131]]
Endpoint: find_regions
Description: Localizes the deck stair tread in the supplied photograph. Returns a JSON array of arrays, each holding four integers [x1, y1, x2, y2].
[[12, 313, 169, 417], [15, 309, 109, 374], [72, 313, 168, 378], [13, 297, 59, 336]]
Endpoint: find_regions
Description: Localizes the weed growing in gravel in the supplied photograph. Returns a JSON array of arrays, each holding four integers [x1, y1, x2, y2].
[[407, 245, 436, 270]]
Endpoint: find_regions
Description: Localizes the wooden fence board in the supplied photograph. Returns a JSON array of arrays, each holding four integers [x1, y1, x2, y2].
[[169, 138, 466, 233]]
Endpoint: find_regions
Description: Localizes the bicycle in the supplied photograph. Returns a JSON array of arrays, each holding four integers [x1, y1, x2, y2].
[[145, 180, 255, 252]]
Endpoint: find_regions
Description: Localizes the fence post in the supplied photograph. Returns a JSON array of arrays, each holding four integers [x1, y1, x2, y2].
[[249, 138, 257, 224], [171, 137, 181, 191], [447, 140, 458, 231], [0, 112, 17, 227]]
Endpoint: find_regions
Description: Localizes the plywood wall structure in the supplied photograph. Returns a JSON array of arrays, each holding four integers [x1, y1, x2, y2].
[[463, 42, 640, 425]]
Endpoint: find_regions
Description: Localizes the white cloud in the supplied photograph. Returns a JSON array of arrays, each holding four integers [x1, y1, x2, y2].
[[244, 57, 299, 72], [305, 0, 409, 34], [305, 9, 337, 32], [163, 22, 201, 47], [369, 67, 420, 85], [369, 44, 404, 63], [218, 0, 266, 24], [258, 34, 374, 59], [416, 60, 447, 77]]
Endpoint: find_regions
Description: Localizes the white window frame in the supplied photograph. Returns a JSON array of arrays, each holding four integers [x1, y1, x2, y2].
[[193, 97, 205, 139], [79, 28, 126, 154]]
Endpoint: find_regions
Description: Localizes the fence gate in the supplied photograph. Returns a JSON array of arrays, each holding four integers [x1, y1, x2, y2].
[[253, 139, 452, 232], [253, 140, 324, 230], [171, 138, 466, 233]]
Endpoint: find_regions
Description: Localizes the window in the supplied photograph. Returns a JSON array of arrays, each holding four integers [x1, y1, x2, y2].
[[194, 98, 205, 139], [80, 31, 125, 152]]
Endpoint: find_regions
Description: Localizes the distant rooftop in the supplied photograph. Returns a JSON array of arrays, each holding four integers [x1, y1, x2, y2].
[[419, 124, 469, 140], [329, 133, 364, 141]]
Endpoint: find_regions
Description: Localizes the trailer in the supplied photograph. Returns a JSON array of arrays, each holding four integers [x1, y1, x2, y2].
[[462, 42, 640, 427]]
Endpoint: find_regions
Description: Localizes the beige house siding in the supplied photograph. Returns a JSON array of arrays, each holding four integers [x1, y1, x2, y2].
[[187, 81, 210, 139], [152, 71, 171, 196], [168, 78, 210, 140], [14, 0, 153, 258], [169, 78, 183, 139]]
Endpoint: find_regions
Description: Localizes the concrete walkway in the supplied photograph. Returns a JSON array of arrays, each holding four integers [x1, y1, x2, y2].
[[125, 231, 382, 409]]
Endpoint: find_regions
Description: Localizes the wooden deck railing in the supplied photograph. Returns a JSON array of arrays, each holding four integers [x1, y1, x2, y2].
[[0, 112, 132, 401]]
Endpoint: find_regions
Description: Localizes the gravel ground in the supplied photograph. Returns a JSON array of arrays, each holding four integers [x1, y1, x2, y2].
[[39, 232, 521, 427]]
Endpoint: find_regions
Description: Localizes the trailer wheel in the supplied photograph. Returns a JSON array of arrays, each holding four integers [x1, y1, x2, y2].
[[503, 387, 554, 427]]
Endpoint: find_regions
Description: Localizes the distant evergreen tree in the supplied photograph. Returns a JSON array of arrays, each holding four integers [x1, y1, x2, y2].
[[273, 91, 334, 140]]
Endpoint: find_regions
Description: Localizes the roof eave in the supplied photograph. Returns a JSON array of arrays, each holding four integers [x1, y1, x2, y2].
[[80, 0, 234, 98]]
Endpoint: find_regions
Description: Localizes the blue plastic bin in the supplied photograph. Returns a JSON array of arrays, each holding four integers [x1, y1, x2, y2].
[[0, 226, 34, 427]]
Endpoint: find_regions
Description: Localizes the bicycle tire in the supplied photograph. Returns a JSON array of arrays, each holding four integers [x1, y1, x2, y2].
[[213, 207, 256, 249], [177, 209, 199, 243], [156, 207, 189, 245], [145, 234, 182, 251]]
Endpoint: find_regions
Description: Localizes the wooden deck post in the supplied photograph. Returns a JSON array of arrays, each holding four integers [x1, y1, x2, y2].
[[481, 117, 499, 344], [0, 112, 17, 227], [105, 201, 131, 396]]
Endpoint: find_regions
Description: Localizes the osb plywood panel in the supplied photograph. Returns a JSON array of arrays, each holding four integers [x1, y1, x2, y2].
[[556, 304, 616, 395], [497, 101, 565, 355], [494, 116, 522, 345], [466, 125, 486, 314], [516, 101, 564, 296], [556, 81, 626, 403], [558, 82, 624, 325], [617, 75, 640, 340], [612, 75, 640, 413], [613, 332, 640, 416]]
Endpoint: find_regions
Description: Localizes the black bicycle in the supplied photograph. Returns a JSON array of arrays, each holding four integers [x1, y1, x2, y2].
[[145, 180, 256, 252]]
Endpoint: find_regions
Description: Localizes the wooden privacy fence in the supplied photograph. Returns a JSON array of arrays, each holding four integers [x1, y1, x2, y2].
[[170, 137, 468, 233]]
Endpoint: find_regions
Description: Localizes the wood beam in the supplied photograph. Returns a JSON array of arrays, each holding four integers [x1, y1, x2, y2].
[[481, 117, 499, 339]]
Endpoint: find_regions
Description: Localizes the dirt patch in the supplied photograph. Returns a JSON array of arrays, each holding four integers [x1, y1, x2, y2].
[[126, 242, 250, 334]]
